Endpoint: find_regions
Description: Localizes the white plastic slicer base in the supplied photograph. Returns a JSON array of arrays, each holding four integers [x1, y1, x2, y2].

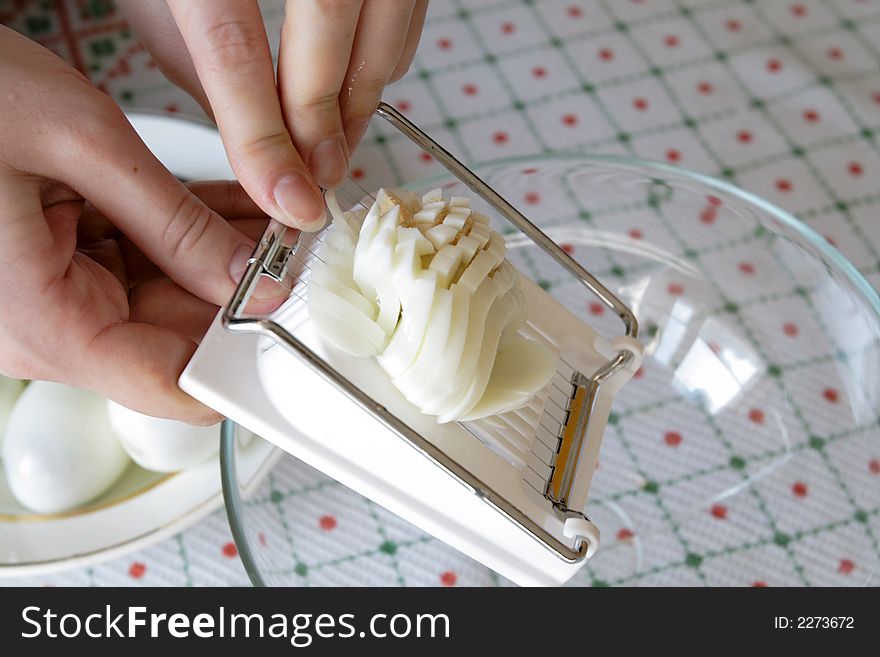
[[181, 267, 641, 587]]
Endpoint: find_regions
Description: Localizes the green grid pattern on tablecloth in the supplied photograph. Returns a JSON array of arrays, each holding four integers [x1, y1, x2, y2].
[[1, 0, 879, 587]]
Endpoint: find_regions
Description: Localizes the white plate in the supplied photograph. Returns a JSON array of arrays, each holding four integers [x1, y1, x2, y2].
[[0, 111, 280, 577]]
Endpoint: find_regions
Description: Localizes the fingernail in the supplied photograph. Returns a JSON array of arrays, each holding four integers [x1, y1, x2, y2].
[[272, 172, 326, 228], [228, 242, 288, 303], [310, 138, 348, 188], [228, 243, 254, 283]]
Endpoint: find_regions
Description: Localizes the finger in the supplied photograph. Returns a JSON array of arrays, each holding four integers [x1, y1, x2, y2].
[[86, 183, 264, 285], [278, 0, 363, 188], [130, 277, 217, 344], [341, 0, 416, 154], [78, 238, 128, 290], [0, 170, 66, 288], [229, 217, 271, 243], [0, 174, 215, 424], [120, 218, 270, 287], [0, 171, 111, 383], [118, 236, 160, 287], [389, 0, 427, 84], [84, 321, 222, 424], [118, 0, 212, 116], [186, 180, 267, 219], [166, 0, 326, 230], [77, 202, 119, 243], [44, 198, 85, 254], [27, 96, 289, 309], [0, 32, 280, 306]]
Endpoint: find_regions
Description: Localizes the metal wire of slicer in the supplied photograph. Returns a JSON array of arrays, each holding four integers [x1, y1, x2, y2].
[[212, 102, 641, 572]]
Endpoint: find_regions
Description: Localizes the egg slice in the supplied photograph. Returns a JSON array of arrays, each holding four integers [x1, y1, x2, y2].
[[308, 188, 559, 423], [2, 382, 130, 514], [107, 401, 220, 473]]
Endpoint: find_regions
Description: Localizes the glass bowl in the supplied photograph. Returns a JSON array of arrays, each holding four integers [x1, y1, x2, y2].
[[223, 154, 880, 587]]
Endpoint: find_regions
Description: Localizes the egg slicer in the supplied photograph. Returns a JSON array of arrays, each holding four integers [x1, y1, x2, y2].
[[180, 103, 643, 586]]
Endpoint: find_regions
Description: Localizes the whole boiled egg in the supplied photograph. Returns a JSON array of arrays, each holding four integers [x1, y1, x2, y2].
[[107, 401, 220, 473], [0, 375, 27, 446], [2, 382, 130, 513]]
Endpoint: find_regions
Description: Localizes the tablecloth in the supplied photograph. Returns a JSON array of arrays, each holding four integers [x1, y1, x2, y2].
[[2, 0, 879, 587]]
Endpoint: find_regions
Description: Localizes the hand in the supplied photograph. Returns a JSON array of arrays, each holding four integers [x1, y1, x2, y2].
[[121, 0, 428, 230], [0, 27, 283, 424]]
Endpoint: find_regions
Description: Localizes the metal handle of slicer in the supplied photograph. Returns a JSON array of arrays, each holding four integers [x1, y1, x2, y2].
[[375, 104, 639, 342], [375, 103, 640, 513], [220, 102, 640, 564]]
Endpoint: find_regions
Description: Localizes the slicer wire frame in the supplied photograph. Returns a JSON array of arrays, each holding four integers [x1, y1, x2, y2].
[[220, 102, 639, 563]]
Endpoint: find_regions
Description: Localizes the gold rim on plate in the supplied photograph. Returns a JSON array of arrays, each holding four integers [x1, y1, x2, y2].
[[0, 471, 177, 523]]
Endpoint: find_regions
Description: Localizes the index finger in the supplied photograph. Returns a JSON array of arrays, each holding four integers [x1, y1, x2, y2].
[[166, 0, 326, 230]]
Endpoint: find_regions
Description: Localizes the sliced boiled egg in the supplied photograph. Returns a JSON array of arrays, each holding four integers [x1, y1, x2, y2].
[[308, 187, 559, 423]]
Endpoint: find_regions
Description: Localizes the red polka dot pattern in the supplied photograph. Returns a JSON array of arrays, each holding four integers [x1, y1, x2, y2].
[[440, 571, 457, 586], [664, 431, 683, 447]]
